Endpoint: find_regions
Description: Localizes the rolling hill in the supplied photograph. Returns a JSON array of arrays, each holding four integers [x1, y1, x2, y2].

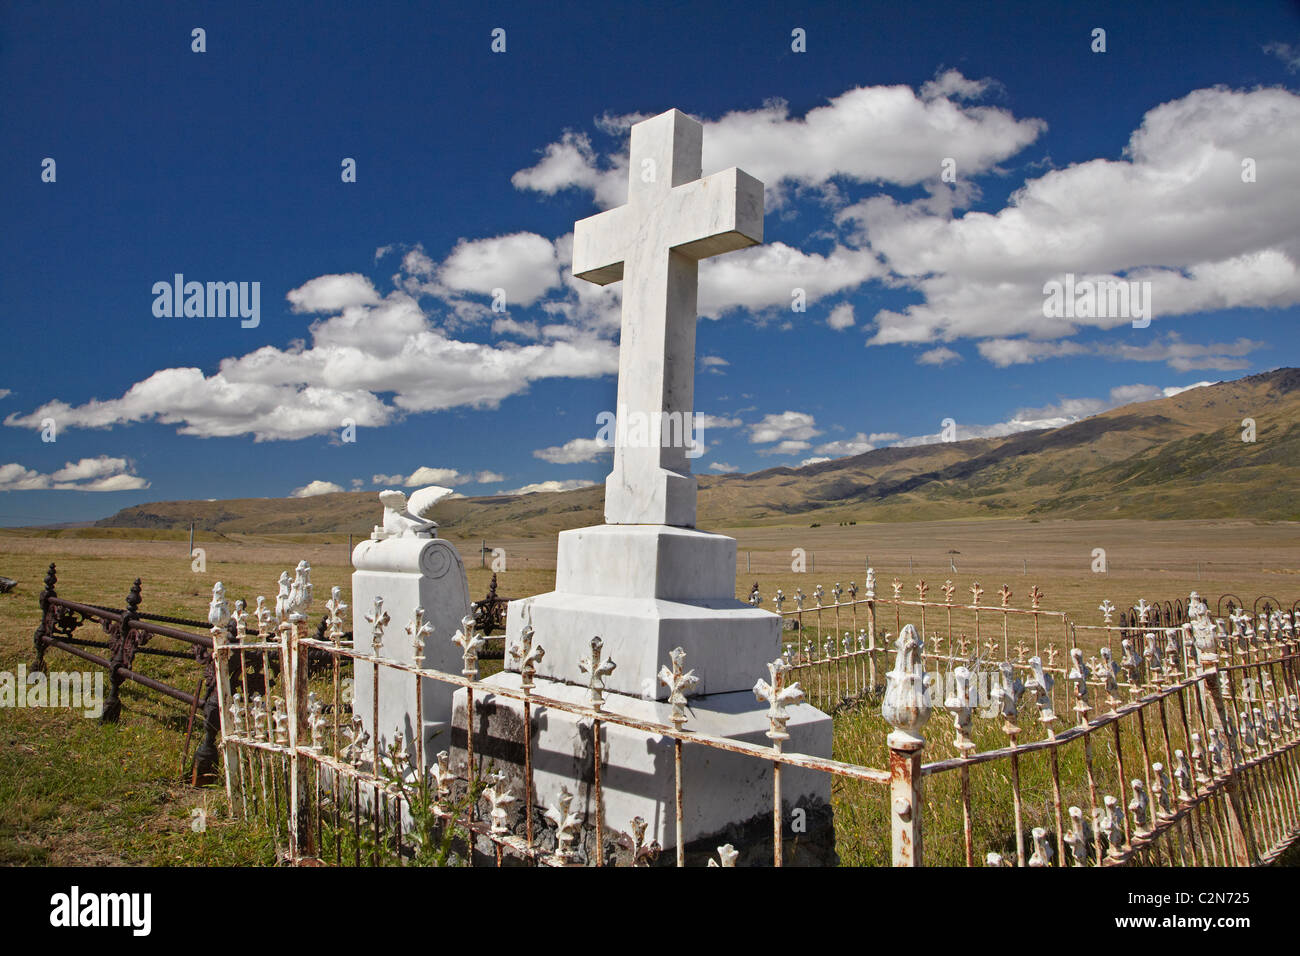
[[95, 367, 1300, 537]]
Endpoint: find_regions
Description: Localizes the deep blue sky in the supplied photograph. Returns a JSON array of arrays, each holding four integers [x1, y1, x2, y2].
[[2, 0, 1298, 524]]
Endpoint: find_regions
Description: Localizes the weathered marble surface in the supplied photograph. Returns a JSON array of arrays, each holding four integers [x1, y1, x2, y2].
[[351, 498, 471, 759]]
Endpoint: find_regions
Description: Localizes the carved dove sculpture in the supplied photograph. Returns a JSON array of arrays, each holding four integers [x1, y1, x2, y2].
[[378, 486, 451, 538]]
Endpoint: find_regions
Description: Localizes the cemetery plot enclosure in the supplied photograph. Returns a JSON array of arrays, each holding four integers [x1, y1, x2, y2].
[[30, 563, 234, 784], [205, 564, 1300, 866]]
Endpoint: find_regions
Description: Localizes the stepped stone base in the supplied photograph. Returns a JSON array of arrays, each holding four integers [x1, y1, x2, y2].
[[449, 672, 833, 855]]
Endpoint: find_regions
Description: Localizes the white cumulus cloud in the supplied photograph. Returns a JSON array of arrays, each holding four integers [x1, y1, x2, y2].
[[0, 456, 150, 492], [533, 437, 612, 464], [847, 85, 1300, 351], [496, 479, 597, 495], [291, 480, 344, 497], [749, 411, 820, 445], [372, 467, 504, 487]]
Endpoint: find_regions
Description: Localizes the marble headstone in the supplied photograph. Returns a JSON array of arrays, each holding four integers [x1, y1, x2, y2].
[[351, 488, 471, 760]]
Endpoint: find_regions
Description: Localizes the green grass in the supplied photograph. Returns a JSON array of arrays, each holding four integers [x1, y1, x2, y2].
[[2, 526, 1297, 866]]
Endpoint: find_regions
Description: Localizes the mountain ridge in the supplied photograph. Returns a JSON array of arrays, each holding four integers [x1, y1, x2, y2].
[[94, 367, 1300, 536]]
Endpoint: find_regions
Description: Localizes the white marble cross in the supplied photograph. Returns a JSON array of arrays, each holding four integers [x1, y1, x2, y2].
[[572, 108, 764, 527]]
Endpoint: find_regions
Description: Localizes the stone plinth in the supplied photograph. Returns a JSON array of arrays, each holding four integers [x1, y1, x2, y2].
[[351, 534, 471, 758], [450, 521, 834, 857], [450, 672, 834, 859]]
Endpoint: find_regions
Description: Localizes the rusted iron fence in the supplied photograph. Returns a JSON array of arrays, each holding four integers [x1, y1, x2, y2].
[[765, 577, 1300, 865], [760, 576, 1075, 715], [210, 564, 886, 867], [209, 563, 1300, 867], [29, 563, 237, 783]]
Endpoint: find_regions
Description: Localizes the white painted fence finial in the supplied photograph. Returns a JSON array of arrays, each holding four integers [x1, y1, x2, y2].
[[231, 598, 247, 641], [882, 624, 932, 749], [1064, 806, 1087, 866], [753, 658, 804, 743], [1100, 794, 1124, 858], [1151, 762, 1173, 819], [208, 582, 230, 630], [1173, 750, 1193, 803], [991, 661, 1027, 733], [288, 560, 312, 621], [1134, 598, 1151, 626], [708, 843, 739, 867], [274, 571, 292, 623], [483, 771, 517, 835], [230, 692, 247, 735], [618, 816, 662, 866], [1068, 647, 1091, 720], [546, 785, 583, 862], [578, 636, 617, 712], [430, 750, 455, 804], [509, 623, 545, 691], [254, 595, 274, 638], [945, 665, 976, 755], [1099, 599, 1115, 625], [406, 606, 435, 661], [452, 614, 485, 679], [1027, 656, 1056, 724], [658, 646, 700, 731], [1098, 646, 1121, 710], [1027, 826, 1053, 867], [1143, 632, 1163, 683], [307, 692, 326, 750], [365, 596, 391, 657], [1129, 779, 1151, 835], [250, 694, 267, 742], [325, 587, 348, 645], [272, 696, 289, 745], [383, 726, 409, 785], [1121, 638, 1143, 688], [1207, 728, 1225, 774], [342, 714, 370, 767]]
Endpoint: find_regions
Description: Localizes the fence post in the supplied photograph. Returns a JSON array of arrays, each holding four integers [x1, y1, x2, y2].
[[882, 624, 930, 865], [31, 562, 57, 673], [206, 616, 237, 806], [889, 740, 924, 866], [102, 578, 142, 725], [285, 617, 315, 861], [1193, 612, 1257, 865], [866, 571, 878, 689]]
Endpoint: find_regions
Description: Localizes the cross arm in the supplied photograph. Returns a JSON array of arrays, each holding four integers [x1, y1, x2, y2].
[[668, 167, 764, 259], [571, 205, 628, 286]]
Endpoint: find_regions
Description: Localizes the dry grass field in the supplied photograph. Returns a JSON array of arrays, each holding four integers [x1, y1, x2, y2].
[[1, 517, 1296, 865]]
